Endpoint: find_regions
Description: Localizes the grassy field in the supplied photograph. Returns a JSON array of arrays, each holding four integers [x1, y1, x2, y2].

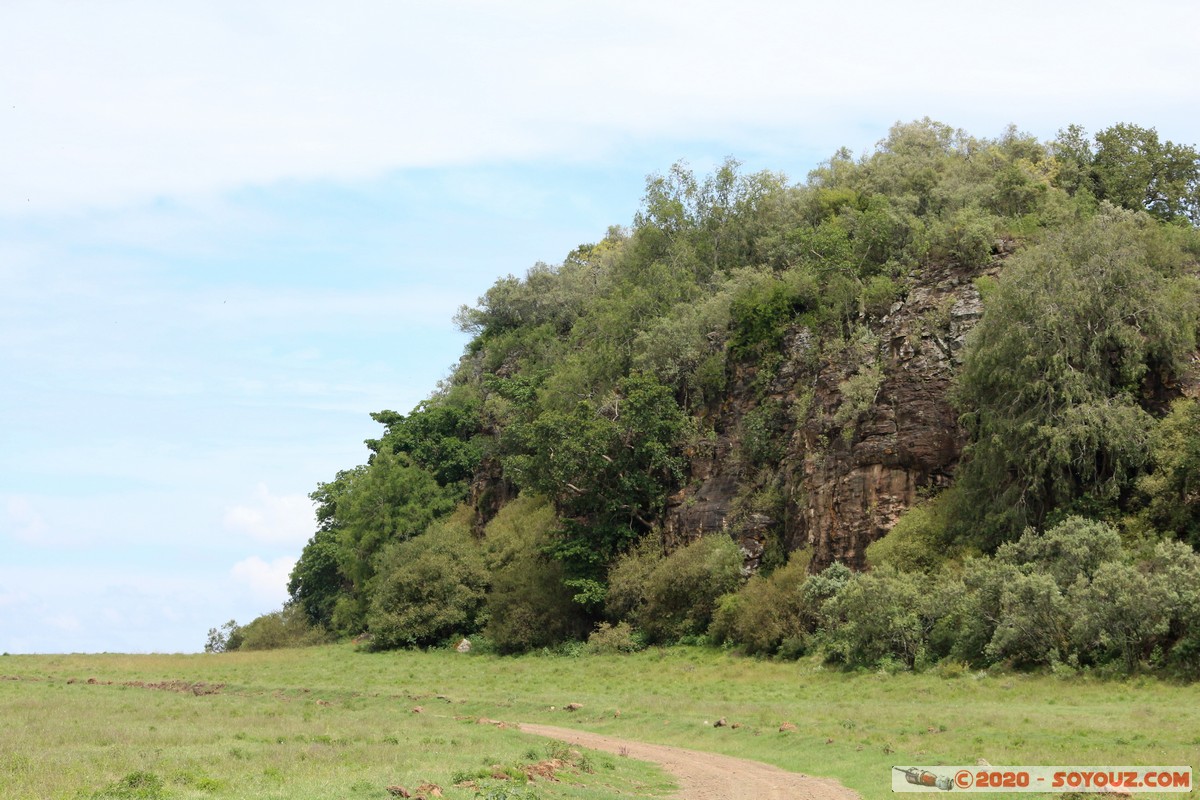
[[1, 644, 1197, 800]]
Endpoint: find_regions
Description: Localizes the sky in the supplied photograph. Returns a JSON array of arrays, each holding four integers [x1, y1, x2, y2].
[[2, 0, 1198, 653]]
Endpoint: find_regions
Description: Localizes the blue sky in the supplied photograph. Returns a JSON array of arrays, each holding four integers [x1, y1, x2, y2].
[[3, 0, 1198, 653]]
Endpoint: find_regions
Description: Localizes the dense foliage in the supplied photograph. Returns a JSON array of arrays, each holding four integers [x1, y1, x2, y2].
[[224, 120, 1200, 675]]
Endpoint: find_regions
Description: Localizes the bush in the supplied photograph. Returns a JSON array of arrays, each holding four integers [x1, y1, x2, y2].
[[1145, 540, 1200, 676], [818, 567, 931, 669], [1136, 399, 1200, 548], [709, 550, 812, 656], [483, 494, 587, 652], [994, 517, 1123, 590], [236, 605, 330, 651], [861, 274, 901, 317], [985, 571, 1072, 667], [585, 621, 646, 654], [1069, 561, 1173, 670], [608, 534, 744, 643], [367, 510, 488, 649], [865, 494, 955, 573]]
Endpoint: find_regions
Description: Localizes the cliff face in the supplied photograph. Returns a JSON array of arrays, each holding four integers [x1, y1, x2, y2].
[[664, 257, 997, 571]]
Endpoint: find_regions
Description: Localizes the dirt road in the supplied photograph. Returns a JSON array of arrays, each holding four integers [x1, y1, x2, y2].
[[518, 723, 861, 800]]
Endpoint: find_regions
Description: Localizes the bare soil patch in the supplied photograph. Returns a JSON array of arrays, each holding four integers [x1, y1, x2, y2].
[[519, 723, 860, 800]]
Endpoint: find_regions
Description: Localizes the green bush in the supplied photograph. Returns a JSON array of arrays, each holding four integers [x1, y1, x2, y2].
[[984, 571, 1072, 667], [604, 537, 662, 623], [727, 268, 819, 358], [818, 567, 931, 669], [585, 621, 646, 654], [865, 494, 955, 573], [709, 550, 812, 656], [739, 400, 789, 466], [860, 274, 901, 317], [235, 605, 331, 651], [608, 534, 744, 643], [1136, 399, 1200, 548], [483, 494, 586, 652], [367, 510, 488, 649], [994, 516, 1123, 590], [1069, 561, 1173, 670]]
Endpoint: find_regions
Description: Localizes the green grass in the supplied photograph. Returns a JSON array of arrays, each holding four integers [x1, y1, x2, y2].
[[1, 646, 1197, 799]]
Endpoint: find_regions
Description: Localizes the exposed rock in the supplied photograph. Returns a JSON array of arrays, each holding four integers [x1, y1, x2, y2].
[[713, 717, 728, 728], [663, 260, 995, 572], [455, 638, 471, 653]]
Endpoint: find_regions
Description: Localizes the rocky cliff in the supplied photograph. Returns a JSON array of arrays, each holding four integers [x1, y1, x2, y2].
[[664, 256, 1000, 571]]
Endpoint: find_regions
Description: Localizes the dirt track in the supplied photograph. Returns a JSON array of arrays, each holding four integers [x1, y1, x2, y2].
[[518, 723, 861, 800]]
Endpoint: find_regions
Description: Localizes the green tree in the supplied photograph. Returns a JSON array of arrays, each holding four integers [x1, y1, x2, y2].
[[287, 526, 345, 630], [819, 567, 931, 669], [1092, 124, 1200, 224], [1137, 399, 1200, 547], [367, 512, 488, 649], [323, 450, 460, 634], [953, 209, 1199, 546], [483, 494, 585, 652], [503, 374, 688, 607]]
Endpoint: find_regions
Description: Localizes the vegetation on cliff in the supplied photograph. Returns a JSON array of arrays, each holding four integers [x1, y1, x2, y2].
[[227, 119, 1200, 675]]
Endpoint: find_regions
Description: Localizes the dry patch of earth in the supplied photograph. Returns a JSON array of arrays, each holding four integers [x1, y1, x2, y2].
[[519, 723, 861, 800]]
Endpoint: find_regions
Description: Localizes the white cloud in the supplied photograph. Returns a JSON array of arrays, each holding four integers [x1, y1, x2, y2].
[[44, 613, 81, 632], [4, 0, 1197, 214], [230, 555, 296, 606], [224, 484, 315, 546], [3, 497, 49, 545]]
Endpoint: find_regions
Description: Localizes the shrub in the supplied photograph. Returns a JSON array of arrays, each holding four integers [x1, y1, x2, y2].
[[818, 567, 931, 669], [985, 571, 1072, 667], [367, 511, 488, 649], [1145, 540, 1200, 676], [585, 621, 646, 654], [709, 550, 812, 656], [739, 400, 790, 466], [483, 494, 586, 652], [604, 537, 662, 623], [865, 494, 954, 573], [1136, 398, 1200, 548], [236, 605, 331, 651], [994, 516, 1123, 590], [608, 534, 744, 643], [861, 274, 901, 317], [1069, 561, 1173, 670]]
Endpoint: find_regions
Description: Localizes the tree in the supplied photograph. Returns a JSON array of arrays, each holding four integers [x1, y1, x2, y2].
[[1093, 124, 1200, 224], [952, 208, 1199, 546], [367, 514, 488, 649], [503, 373, 688, 607], [204, 620, 242, 653], [287, 527, 345, 630], [1137, 399, 1200, 547]]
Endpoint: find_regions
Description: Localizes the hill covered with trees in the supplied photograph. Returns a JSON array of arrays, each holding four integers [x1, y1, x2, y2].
[[222, 119, 1200, 675]]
